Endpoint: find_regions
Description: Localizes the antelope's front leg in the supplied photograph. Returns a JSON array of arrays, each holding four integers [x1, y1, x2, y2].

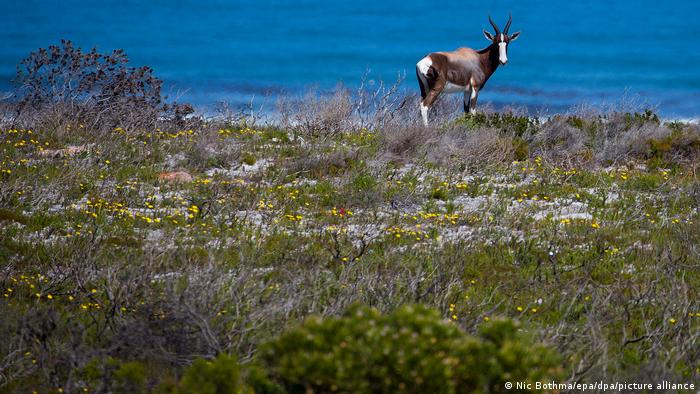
[[463, 89, 471, 113], [420, 102, 429, 126], [469, 87, 479, 114]]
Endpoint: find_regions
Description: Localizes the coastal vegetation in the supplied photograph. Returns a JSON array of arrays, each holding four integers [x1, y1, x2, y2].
[[1, 42, 699, 393]]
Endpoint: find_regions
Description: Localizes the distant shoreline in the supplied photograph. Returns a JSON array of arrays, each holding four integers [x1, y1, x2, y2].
[[155, 85, 700, 121]]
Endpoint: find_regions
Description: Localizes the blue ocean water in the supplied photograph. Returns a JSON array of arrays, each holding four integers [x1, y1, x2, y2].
[[1, 0, 699, 117]]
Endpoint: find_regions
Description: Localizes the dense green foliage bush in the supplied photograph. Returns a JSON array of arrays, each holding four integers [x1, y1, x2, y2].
[[261, 304, 563, 393], [456, 112, 538, 137], [178, 355, 250, 394], [160, 306, 563, 393], [156, 354, 256, 394]]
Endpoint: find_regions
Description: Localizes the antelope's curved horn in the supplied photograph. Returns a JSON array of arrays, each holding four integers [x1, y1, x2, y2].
[[504, 13, 513, 34], [488, 14, 500, 34]]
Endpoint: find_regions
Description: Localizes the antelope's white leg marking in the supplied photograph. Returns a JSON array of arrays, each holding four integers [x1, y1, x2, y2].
[[469, 88, 478, 114], [417, 57, 432, 76], [420, 103, 429, 126], [498, 42, 508, 63]]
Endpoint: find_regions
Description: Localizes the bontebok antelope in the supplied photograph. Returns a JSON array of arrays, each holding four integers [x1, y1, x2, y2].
[[416, 14, 520, 125]]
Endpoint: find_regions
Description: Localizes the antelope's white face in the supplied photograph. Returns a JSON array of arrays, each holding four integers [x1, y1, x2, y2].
[[498, 34, 508, 64], [483, 15, 521, 65]]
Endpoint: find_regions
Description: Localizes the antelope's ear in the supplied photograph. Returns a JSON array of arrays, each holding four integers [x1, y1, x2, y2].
[[483, 30, 494, 41], [509, 31, 521, 41]]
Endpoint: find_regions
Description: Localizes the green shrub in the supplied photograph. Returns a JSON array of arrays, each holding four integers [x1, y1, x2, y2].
[[73, 358, 150, 394], [512, 136, 529, 161], [475, 318, 564, 392], [113, 361, 148, 394], [0, 208, 29, 224], [262, 304, 563, 393], [347, 171, 380, 205], [171, 354, 253, 394], [623, 109, 660, 129], [457, 112, 537, 137], [430, 186, 449, 201], [154, 355, 283, 394], [242, 152, 257, 166]]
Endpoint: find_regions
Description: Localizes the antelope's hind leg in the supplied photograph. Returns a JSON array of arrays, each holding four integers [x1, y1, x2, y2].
[[420, 79, 445, 126], [416, 65, 431, 126], [421, 90, 443, 126]]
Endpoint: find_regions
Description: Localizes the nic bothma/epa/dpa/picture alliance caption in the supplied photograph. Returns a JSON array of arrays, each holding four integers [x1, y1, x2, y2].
[[506, 380, 696, 391]]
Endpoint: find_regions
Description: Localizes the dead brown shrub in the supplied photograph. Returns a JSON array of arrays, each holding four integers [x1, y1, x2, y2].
[[426, 127, 515, 168], [278, 87, 353, 138], [286, 148, 358, 178], [7, 40, 193, 133], [532, 117, 590, 167]]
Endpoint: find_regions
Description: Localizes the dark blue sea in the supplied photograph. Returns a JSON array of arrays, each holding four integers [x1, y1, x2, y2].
[[1, 0, 699, 118]]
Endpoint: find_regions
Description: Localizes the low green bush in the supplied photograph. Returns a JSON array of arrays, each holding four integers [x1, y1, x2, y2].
[[457, 112, 537, 137], [261, 304, 563, 393], [157, 354, 255, 394]]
